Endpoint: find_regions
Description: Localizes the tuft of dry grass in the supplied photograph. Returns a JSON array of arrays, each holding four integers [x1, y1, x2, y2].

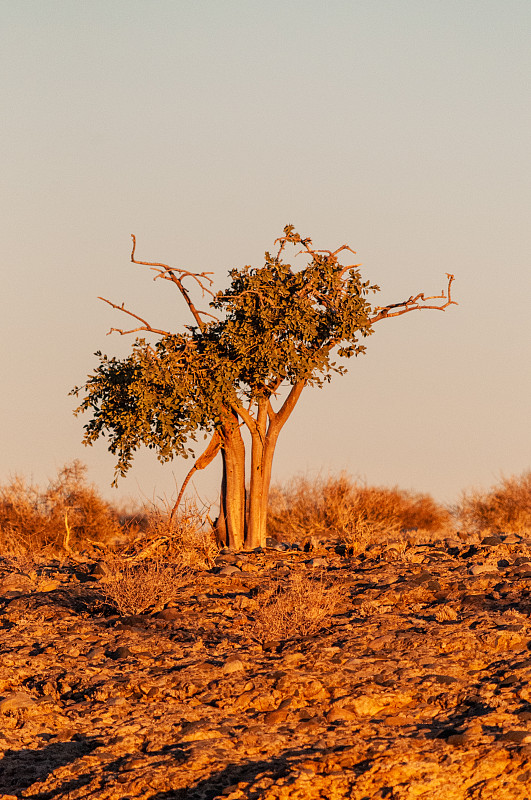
[[251, 572, 343, 643], [457, 471, 531, 536], [435, 605, 458, 623], [101, 555, 190, 616], [267, 473, 452, 551], [94, 499, 218, 616]]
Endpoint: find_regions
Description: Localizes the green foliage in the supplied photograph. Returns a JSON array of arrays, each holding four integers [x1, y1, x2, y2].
[[72, 335, 232, 483], [72, 227, 380, 483], [211, 227, 377, 392]]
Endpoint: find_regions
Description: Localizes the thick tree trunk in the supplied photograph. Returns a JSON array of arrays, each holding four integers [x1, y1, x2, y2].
[[246, 382, 306, 550], [247, 438, 264, 549], [246, 401, 268, 549], [218, 415, 246, 550], [258, 429, 280, 541]]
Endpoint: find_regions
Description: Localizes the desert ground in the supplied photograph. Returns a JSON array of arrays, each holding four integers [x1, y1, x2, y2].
[[2, 529, 531, 799]]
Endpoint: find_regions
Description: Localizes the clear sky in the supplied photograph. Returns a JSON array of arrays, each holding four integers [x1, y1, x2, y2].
[[3, 1, 531, 511]]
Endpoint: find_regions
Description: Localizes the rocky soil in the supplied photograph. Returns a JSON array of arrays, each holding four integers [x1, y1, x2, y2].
[[2, 533, 531, 799]]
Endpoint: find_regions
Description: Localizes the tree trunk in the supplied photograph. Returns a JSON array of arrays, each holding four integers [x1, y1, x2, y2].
[[246, 401, 270, 549], [214, 472, 228, 548], [218, 415, 246, 550], [258, 429, 280, 541], [246, 382, 306, 550]]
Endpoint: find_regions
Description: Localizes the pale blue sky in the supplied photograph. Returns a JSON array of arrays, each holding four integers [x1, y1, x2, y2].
[[2, 1, 531, 509]]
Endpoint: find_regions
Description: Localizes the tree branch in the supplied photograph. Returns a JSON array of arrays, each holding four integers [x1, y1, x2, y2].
[[273, 380, 306, 433], [266, 397, 276, 424], [131, 234, 217, 329], [98, 297, 172, 337], [231, 400, 259, 436], [370, 274, 457, 323], [169, 431, 222, 526]]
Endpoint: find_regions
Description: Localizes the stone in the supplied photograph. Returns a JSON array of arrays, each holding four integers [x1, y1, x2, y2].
[[3, 540, 531, 798], [223, 656, 245, 674], [0, 574, 34, 594], [0, 691, 36, 713], [266, 538, 286, 551], [306, 557, 328, 568], [219, 565, 241, 576], [469, 563, 496, 575], [106, 646, 134, 660], [500, 730, 531, 743], [157, 607, 181, 621], [327, 706, 357, 722], [264, 709, 288, 725]]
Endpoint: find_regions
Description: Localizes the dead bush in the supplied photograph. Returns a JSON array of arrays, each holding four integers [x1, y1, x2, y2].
[[96, 499, 218, 615], [101, 554, 190, 616], [0, 461, 121, 553], [267, 473, 451, 551], [251, 572, 343, 642], [457, 472, 531, 535], [113, 498, 219, 570]]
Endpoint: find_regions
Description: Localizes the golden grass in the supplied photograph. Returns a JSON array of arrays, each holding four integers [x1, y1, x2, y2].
[[101, 555, 190, 616], [267, 473, 452, 550], [251, 571, 343, 643], [0, 461, 121, 553], [457, 471, 531, 536], [86, 499, 218, 615], [0, 463, 219, 584]]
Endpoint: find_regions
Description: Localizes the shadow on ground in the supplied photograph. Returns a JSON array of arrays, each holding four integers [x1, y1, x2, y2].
[[144, 744, 369, 800], [0, 736, 101, 798]]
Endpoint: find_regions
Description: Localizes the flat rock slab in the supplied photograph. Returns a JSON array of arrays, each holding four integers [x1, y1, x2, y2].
[[1, 535, 531, 798]]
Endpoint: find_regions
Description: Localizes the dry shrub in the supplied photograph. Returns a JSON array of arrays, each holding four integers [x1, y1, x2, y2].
[[267, 474, 355, 543], [0, 461, 121, 553], [251, 572, 342, 642], [116, 498, 219, 571], [267, 473, 451, 550], [457, 472, 531, 535], [102, 555, 190, 616], [99, 499, 218, 615]]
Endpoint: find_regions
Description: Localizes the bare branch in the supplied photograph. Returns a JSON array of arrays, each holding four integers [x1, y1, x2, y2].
[[299, 243, 358, 261], [169, 432, 222, 526], [371, 274, 457, 323], [130, 235, 218, 329], [130, 235, 215, 292], [98, 297, 172, 337], [338, 262, 362, 278]]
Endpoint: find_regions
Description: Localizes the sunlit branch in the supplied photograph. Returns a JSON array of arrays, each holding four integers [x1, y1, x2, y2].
[[371, 274, 457, 323], [169, 431, 222, 525], [231, 399, 259, 437], [98, 297, 172, 337], [130, 234, 217, 329]]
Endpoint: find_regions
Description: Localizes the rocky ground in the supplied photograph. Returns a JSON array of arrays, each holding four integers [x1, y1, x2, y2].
[[2, 532, 531, 799]]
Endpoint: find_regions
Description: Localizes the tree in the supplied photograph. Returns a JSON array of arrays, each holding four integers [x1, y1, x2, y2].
[[72, 226, 456, 550]]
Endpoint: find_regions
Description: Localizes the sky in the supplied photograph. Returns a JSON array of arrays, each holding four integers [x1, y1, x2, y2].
[[2, 0, 531, 511]]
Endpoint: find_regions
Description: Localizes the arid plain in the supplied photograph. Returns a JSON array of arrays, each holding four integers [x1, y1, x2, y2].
[[2, 471, 531, 798]]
